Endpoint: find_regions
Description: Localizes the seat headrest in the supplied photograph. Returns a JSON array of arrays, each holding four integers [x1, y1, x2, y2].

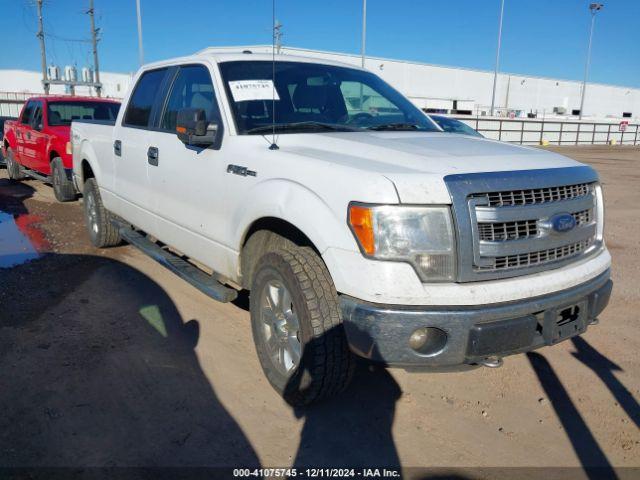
[[49, 111, 62, 124], [292, 84, 327, 110], [190, 92, 214, 116]]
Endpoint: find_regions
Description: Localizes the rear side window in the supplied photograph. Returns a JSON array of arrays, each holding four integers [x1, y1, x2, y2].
[[160, 65, 219, 131], [47, 101, 120, 126], [124, 69, 167, 127]]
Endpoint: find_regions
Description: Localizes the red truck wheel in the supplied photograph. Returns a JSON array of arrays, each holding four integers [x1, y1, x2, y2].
[[5, 148, 25, 181], [51, 157, 76, 202]]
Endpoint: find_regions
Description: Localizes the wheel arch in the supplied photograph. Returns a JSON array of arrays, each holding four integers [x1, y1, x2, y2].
[[239, 217, 323, 290]]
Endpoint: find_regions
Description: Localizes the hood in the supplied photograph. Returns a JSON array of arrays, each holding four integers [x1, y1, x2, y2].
[[274, 131, 582, 203]]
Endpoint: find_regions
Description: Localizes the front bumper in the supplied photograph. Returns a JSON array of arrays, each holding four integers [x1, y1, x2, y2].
[[340, 269, 612, 368]]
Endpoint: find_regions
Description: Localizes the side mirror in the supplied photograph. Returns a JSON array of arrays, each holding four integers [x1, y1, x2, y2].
[[176, 108, 217, 147]]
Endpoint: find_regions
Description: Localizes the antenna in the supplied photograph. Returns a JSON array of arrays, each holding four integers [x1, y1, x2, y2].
[[269, 0, 279, 150]]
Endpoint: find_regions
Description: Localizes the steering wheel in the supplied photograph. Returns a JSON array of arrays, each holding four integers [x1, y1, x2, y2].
[[348, 112, 374, 125]]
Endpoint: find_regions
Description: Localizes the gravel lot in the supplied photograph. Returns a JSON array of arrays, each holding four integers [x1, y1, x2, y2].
[[0, 145, 638, 477]]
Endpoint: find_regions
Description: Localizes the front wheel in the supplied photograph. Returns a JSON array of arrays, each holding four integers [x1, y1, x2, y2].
[[250, 245, 354, 406], [51, 157, 76, 202], [5, 148, 25, 181], [83, 178, 121, 248]]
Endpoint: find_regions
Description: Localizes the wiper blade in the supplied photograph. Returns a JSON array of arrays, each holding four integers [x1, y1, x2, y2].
[[246, 122, 358, 134], [367, 123, 420, 131]]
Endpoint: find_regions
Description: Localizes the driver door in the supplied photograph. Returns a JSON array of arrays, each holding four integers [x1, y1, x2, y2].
[[146, 63, 231, 275]]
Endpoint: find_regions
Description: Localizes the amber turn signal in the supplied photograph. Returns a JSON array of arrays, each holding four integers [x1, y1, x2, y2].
[[348, 205, 375, 255]]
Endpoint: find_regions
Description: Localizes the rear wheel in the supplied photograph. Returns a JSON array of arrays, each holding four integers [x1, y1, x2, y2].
[[51, 157, 76, 202], [250, 244, 354, 406], [83, 178, 121, 248], [5, 148, 25, 181]]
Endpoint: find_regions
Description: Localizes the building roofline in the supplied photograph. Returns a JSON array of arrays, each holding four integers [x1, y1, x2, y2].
[[223, 44, 639, 92]]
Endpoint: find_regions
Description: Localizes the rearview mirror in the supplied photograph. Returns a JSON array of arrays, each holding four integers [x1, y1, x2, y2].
[[176, 108, 217, 147]]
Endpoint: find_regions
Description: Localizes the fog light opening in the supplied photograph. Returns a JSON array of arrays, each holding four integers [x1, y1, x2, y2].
[[408, 327, 447, 356]]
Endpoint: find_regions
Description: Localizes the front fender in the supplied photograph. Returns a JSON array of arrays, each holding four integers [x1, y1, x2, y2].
[[232, 178, 358, 255]]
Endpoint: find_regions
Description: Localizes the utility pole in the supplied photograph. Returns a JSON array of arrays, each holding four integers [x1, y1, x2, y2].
[[274, 20, 283, 54], [88, 0, 102, 97], [490, 0, 505, 116], [136, 0, 144, 65], [361, 0, 367, 68], [579, 3, 604, 120], [36, 0, 49, 95]]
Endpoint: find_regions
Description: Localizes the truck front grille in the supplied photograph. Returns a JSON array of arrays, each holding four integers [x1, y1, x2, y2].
[[445, 167, 602, 282]]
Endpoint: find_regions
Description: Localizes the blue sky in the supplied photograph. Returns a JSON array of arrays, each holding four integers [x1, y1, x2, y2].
[[2, 0, 639, 87]]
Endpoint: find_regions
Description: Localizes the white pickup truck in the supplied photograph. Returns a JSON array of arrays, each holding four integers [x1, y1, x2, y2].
[[72, 49, 612, 405]]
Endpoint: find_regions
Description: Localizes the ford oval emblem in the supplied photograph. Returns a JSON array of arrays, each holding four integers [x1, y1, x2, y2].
[[550, 213, 576, 233]]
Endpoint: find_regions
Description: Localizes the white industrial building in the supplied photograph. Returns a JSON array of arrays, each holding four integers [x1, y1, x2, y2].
[[1, 45, 638, 123]]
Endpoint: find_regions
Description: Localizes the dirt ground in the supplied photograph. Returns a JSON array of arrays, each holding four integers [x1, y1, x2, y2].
[[0, 146, 638, 477]]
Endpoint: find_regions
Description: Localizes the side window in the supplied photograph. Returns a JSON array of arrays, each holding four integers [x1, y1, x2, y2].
[[123, 68, 167, 128], [160, 65, 219, 131], [21, 101, 35, 125], [31, 103, 43, 129]]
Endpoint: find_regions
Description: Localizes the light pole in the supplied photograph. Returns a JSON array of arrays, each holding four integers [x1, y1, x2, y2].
[[136, 0, 144, 66], [361, 0, 367, 68], [579, 3, 603, 120], [490, 0, 505, 116]]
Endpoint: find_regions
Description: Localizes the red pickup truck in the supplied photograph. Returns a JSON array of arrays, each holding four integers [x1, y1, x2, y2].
[[2, 96, 120, 202]]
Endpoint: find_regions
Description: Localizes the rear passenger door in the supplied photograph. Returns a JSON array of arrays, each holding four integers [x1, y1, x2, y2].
[[112, 67, 169, 236], [145, 63, 231, 274]]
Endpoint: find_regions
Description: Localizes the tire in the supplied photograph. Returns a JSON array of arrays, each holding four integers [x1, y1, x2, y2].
[[5, 148, 25, 181], [250, 245, 354, 406], [51, 157, 76, 202], [83, 178, 121, 248]]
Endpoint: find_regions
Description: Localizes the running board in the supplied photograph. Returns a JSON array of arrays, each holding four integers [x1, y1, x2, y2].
[[24, 168, 51, 183], [116, 225, 238, 303]]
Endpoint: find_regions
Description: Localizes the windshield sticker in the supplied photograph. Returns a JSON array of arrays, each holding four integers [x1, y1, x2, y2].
[[228, 80, 280, 102]]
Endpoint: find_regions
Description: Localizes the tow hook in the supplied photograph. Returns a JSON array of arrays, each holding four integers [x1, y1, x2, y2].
[[590, 318, 600, 326], [480, 356, 503, 368]]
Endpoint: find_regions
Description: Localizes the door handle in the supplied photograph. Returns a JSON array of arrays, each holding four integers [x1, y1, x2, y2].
[[147, 146, 159, 166], [114, 140, 122, 156]]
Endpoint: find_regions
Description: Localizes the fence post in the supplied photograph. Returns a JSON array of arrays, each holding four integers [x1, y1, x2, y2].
[[635, 125, 639, 146], [592, 123, 596, 145], [520, 120, 525, 144], [606, 124, 611, 144], [540, 118, 545, 144], [576, 123, 580, 145], [498, 120, 503, 141], [559, 122, 563, 145]]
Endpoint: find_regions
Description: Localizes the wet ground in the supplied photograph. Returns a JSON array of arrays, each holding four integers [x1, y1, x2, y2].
[[0, 146, 639, 477]]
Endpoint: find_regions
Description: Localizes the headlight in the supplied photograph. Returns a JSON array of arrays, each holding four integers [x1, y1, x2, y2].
[[348, 204, 456, 282]]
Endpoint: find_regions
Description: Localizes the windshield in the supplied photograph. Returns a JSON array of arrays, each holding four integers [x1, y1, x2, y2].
[[47, 101, 120, 126], [430, 115, 483, 137], [219, 61, 440, 134]]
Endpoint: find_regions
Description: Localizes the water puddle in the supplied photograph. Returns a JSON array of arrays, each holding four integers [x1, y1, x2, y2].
[[0, 212, 48, 268]]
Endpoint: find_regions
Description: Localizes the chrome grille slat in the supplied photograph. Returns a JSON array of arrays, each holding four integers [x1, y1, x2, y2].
[[477, 183, 591, 207], [476, 239, 593, 272], [478, 209, 593, 242]]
